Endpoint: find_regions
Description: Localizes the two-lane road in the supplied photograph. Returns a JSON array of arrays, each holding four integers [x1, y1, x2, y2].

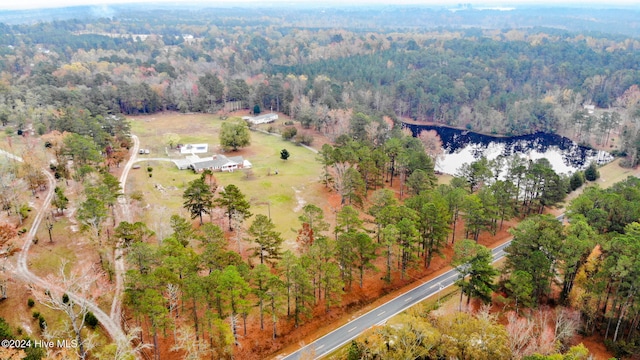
[[282, 214, 564, 359]]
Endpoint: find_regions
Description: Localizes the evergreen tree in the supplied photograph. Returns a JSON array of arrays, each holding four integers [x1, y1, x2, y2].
[[584, 162, 599, 181], [52, 186, 69, 214], [215, 184, 251, 231], [352, 232, 379, 288], [406, 192, 451, 268], [77, 197, 107, 237], [169, 215, 196, 247], [453, 239, 498, 310], [504, 270, 534, 313], [197, 73, 224, 112], [569, 171, 584, 191], [280, 148, 290, 160], [183, 177, 214, 225], [505, 214, 564, 302], [248, 214, 283, 265]]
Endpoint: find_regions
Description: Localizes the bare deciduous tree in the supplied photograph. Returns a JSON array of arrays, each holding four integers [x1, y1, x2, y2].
[[94, 327, 151, 360], [33, 261, 104, 360], [0, 224, 18, 299], [171, 325, 212, 360], [506, 312, 535, 358], [553, 307, 581, 351]]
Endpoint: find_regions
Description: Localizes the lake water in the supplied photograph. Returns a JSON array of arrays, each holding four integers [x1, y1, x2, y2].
[[404, 123, 613, 176]]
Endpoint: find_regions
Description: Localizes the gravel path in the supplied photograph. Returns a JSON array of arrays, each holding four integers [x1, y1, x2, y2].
[[110, 135, 139, 324], [0, 150, 129, 347]]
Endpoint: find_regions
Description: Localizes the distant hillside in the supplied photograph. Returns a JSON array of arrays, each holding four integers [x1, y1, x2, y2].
[[1, 4, 640, 37]]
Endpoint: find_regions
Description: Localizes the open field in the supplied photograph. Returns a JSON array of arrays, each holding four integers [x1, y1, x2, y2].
[[127, 112, 328, 246], [29, 217, 79, 277], [594, 158, 640, 189], [555, 158, 640, 213]]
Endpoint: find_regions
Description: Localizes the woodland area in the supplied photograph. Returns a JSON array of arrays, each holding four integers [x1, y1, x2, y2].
[[1, 3, 640, 360]]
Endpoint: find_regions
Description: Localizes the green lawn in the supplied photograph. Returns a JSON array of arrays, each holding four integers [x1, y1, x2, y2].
[[127, 113, 327, 245], [29, 245, 77, 278]]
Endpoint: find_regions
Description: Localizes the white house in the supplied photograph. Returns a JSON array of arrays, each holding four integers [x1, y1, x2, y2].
[[583, 104, 595, 114], [247, 113, 278, 125], [172, 154, 252, 172]]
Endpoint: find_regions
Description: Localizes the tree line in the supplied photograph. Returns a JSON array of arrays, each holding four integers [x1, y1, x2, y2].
[[2, 12, 640, 158]]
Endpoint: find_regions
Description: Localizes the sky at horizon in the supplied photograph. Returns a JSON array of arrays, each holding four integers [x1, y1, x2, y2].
[[2, 0, 639, 11]]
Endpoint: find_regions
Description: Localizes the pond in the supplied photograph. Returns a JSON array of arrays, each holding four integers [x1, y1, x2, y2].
[[403, 123, 613, 176]]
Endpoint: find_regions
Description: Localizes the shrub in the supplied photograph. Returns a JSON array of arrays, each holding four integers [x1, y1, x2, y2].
[[280, 149, 290, 161], [282, 127, 298, 140], [32, 311, 40, 320], [19, 205, 31, 220], [284, 120, 294, 125], [27, 298, 35, 307], [610, 149, 627, 157], [84, 311, 99, 329], [130, 190, 144, 202], [38, 315, 46, 331], [36, 124, 46, 136], [294, 134, 314, 146]]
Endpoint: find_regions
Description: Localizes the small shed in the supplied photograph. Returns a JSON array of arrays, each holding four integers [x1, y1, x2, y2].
[[180, 143, 209, 154]]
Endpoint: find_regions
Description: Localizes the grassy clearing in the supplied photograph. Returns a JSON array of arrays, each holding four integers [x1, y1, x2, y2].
[[559, 158, 640, 210], [29, 243, 77, 278], [29, 217, 94, 279], [595, 158, 639, 189], [127, 113, 327, 243], [437, 173, 453, 185]]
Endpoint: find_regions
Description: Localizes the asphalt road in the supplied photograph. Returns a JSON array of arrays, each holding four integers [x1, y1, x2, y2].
[[281, 214, 564, 359]]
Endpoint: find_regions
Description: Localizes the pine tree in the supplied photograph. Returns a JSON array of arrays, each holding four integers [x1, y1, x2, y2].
[[183, 178, 214, 225], [248, 214, 283, 265], [215, 184, 251, 231], [453, 240, 498, 311], [584, 162, 599, 181]]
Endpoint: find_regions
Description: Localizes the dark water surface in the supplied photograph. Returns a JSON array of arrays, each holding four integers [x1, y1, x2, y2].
[[404, 123, 613, 176]]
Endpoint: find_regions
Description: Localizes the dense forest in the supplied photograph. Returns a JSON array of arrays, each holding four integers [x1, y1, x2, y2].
[[0, 5, 639, 164], [1, 3, 640, 360]]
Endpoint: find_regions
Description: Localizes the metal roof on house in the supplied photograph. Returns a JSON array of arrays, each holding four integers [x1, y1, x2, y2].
[[251, 113, 278, 121], [190, 155, 243, 171], [173, 153, 246, 171], [172, 159, 192, 169]]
